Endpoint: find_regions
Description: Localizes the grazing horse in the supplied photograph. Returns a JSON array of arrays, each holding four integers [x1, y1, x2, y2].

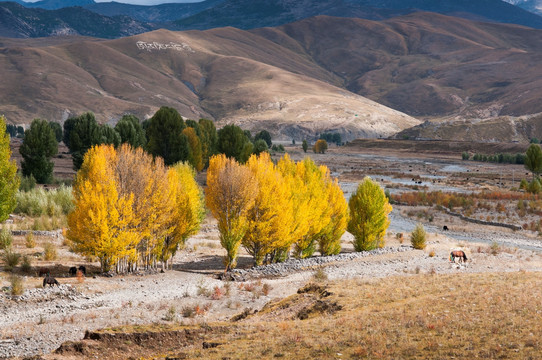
[[78, 265, 86, 276], [43, 274, 59, 287], [69, 266, 77, 276], [450, 250, 468, 263], [443, 225, 449, 231]]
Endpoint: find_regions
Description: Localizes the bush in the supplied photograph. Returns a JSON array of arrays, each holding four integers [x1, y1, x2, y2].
[[43, 242, 57, 261], [410, 223, 427, 250], [528, 178, 541, 194], [519, 178, 528, 191], [14, 186, 74, 217], [25, 232, 35, 248], [3, 249, 21, 271], [0, 228, 13, 250], [313, 139, 328, 154], [9, 275, 24, 296], [21, 255, 32, 273], [461, 152, 470, 160], [19, 175, 36, 192]]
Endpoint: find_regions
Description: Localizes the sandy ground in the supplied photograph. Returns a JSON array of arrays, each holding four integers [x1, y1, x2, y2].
[[2, 145, 542, 358]]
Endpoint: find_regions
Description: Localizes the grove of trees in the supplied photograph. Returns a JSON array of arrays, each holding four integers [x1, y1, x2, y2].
[[206, 153, 351, 270], [67, 144, 204, 273]]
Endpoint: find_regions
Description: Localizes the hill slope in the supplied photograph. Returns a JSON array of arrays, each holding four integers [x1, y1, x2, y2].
[[0, 27, 418, 140]]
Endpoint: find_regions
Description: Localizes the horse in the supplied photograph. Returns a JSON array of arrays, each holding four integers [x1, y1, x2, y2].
[[69, 266, 77, 276], [443, 225, 449, 231], [78, 265, 86, 276], [43, 274, 60, 287], [450, 250, 468, 263]]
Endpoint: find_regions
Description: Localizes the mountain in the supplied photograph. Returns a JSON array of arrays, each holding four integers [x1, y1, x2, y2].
[[12, 0, 95, 10], [0, 26, 418, 140], [503, 0, 542, 16], [0, 2, 153, 38], [174, 0, 542, 30], [250, 14, 542, 119], [83, 0, 224, 23]]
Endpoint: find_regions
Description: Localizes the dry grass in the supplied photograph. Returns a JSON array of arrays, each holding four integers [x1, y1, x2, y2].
[[175, 272, 542, 359]]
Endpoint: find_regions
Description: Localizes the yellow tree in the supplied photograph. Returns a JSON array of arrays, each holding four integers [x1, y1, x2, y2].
[[347, 177, 392, 251], [0, 116, 19, 221], [206, 154, 257, 271], [183, 127, 203, 172], [161, 162, 205, 268], [317, 177, 349, 255], [67, 145, 139, 272], [115, 144, 175, 269], [242, 153, 293, 266]]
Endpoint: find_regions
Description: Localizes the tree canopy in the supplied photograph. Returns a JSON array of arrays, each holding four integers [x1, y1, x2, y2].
[[19, 119, 58, 183], [0, 116, 20, 221], [145, 107, 190, 166]]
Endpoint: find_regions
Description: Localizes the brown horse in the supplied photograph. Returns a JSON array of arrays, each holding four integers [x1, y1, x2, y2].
[[450, 250, 468, 263]]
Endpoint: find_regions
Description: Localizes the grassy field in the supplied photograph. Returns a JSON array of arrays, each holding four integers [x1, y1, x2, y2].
[[63, 271, 542, 359]]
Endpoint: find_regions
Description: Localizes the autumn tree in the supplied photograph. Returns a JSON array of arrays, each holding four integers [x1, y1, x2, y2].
[[114, 115, 146, 148], [67, 145, 139, 272], [317, 177, 349, 256], [347, 177, 392, 251], [146, 107, 189, 166], [19, 119, 58, 183], [0, 116, 20, 222], [182, 127, 203, 172], [161, 162, 205, 268], [206, 154, 257, 271], [313, 139, 328, 154], [525, 144, 542, 179], [242, 153, 293, 266]]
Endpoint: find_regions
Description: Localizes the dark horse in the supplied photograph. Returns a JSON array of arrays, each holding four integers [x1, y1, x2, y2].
[[69, 266, 77, 276], [43, 274, 60, 287], [450, 250, 468, 263]]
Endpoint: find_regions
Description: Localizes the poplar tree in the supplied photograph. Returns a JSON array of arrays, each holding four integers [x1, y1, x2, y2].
[[20, 119, 58, 183], [347, 177, 392, 251], [0, 116, 19, 221]]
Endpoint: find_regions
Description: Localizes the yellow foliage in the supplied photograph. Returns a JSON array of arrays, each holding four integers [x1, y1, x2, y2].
[[67, 145, 139, 272], [206, 154, 257, 271], [318, 177, 349, 256], [242, 153, 293, 265]]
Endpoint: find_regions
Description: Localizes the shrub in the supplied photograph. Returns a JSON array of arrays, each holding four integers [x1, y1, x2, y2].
[[21, 255, 32, 273], [14, 186, 74, 217], [410, 223, 427, 250], [43, 242, 57, 261], [0, 228, 12, 250], [182, 306, 195, 318], [25, 232, 36, 248], [163, 306, 177, 322], [313, 139, 328, 154], [312, 268, 328, 282], [519, 178, 529, 191], [9, 275, 24, 296], [3, 249, 21, 271], [490, 242, 500, 255], [461, 152, 470, 160], [19, 175, 36, 192], [528, 178, 541, 194]]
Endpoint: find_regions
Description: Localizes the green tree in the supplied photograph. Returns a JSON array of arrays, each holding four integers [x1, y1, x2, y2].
[[0, 116, 20, 221], [525, 144, 542, 179], [255, 130, 272, 147], [65, 112, 103, 170], [114, 115, 146, 148], [198, 119, 218, 168], [48, 122, 63, 143], [410, 223, 426, 250], [253, 139, 268, 155], [302, 139, 308, 153], [347, 177, 392, 251], [19, 119, 58, 183], [146, 107, 190, 166], [99, 124, 121, 147], [217, 124, 252, 163]]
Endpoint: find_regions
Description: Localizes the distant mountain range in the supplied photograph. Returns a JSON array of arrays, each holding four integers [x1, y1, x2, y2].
[[2, 13, 542, 142], [3, 0, 542, 38]]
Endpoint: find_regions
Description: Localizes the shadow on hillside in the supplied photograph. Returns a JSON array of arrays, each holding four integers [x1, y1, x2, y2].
[[174, 255, 255, 274]]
